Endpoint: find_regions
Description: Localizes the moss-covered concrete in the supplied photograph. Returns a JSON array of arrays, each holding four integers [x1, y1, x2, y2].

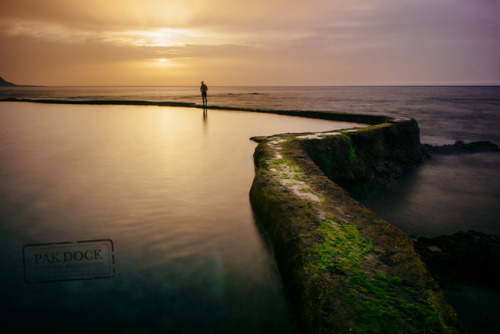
[[250, 118, 465, 333], [299, 119, 423, 191]]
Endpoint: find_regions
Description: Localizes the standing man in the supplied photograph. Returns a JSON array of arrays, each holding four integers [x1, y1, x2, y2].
[[200, 81, 208, 106]]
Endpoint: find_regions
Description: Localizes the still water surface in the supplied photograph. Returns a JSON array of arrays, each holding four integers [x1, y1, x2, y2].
[[2, 86, 499, 333], [0, 102, 360, 332], [354, 152, 500, 237]]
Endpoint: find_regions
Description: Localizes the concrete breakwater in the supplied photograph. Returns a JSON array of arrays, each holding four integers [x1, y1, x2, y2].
[[249, 113, 465, 333]]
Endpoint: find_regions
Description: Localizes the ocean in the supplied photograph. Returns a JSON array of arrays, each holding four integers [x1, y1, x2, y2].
[[3, 85, 499, 236], [2, 85, 500, 145], [1, 86, 499, 332]]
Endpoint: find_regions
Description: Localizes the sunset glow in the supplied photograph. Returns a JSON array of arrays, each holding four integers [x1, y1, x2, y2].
[[1, 0, 499, 86]]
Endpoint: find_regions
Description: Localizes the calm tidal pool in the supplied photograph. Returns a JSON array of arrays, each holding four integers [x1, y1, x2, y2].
[[0, 102, 361, 333]]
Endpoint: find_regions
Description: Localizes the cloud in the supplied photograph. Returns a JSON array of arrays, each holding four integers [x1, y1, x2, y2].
[[1, 0, 499, 85], [0, 0, 193, 29], [3, 0, 498, 49]]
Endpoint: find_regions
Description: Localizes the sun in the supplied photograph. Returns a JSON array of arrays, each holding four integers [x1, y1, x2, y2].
[[156, 58, 170, 67]]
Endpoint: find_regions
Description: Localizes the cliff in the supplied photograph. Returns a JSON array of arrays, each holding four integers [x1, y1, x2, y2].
[[250, 117, 465, 333]]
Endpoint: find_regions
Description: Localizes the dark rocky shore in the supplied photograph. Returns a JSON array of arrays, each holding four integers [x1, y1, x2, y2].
[[414, 231, 500, 293], [423, 141, 500, 155], [418, 141, 500, 294]]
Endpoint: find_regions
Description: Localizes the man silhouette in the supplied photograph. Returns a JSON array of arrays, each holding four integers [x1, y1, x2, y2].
[[200, 81, 208, 106]]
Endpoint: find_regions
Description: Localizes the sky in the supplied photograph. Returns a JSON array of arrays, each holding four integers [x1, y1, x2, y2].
[[0, 0, 499, 86]]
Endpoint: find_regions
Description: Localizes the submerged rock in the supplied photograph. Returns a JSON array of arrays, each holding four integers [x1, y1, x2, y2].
[[423, 141, 500, 155], [414, 231, 500, 293]]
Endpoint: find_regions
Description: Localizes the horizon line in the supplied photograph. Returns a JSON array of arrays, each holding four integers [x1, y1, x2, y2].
[[3, 84, 500, 88]]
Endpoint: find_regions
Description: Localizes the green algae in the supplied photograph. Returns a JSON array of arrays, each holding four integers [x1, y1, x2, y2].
[[311, 217, 440, 333], [356, 122, 393, 132], [320, 154, 333, 171], [272, 158, 304, 181], [314, 218, 373, 273], [340, 134, 358, 165], [272, 158, 301, 172], [349, 273, 440, 333]]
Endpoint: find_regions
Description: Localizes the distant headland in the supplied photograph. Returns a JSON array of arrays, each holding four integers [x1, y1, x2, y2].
[[0, 76, 40, 87], [0, 76, 16, 86]]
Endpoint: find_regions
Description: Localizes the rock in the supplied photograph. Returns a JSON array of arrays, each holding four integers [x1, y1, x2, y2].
[[423, 141, 500, 155], [414, 231, 500, 293]]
